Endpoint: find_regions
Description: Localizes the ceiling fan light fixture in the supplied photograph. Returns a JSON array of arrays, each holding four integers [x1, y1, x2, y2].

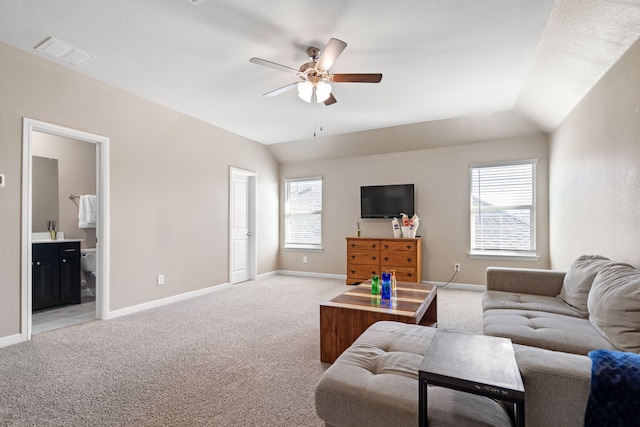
[[297, 80, 332, 103], [297, 81, 313, 102], [315, 81, 332, 103]]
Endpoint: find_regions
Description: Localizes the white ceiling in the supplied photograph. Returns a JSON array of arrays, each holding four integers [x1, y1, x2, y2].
[[0, 0, 638, 147]]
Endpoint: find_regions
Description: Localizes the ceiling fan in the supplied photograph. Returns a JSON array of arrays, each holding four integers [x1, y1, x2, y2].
[[249, 38, 382, 106]]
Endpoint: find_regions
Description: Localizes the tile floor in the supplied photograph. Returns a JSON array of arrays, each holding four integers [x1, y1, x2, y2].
[[32, 300, 96, 334]]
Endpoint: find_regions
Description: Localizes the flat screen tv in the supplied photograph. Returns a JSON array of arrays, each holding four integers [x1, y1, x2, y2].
[[360, 184, 414, 219]]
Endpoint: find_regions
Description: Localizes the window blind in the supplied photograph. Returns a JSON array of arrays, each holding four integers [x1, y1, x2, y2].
[[471, 161, 536, 252], [284, 177, 323, 249]]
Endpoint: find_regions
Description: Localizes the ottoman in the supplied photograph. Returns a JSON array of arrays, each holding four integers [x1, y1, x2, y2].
[[315, 321, 513, 427]]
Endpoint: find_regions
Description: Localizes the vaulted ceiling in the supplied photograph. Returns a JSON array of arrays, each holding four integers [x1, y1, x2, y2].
[[1, 0, 638, 154]]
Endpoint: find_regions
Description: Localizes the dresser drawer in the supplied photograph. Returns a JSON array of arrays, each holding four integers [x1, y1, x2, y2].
[[347, 264, 380, 280], [380, 250, 418, 267], [347, 239, 380, 251], [347, 249, 380, 265], [380, 266, 418, 282], [380, 240, 418, 251]]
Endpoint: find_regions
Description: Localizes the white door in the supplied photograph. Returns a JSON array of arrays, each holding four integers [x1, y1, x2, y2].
[[229, 168, 256, 284]]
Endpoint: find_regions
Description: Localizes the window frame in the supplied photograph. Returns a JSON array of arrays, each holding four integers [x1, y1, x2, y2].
[[284, 176, 323, 251], [469, 159, 538, 260]]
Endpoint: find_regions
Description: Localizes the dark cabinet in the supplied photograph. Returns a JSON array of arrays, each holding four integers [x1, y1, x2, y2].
[[33, 242, 81, 311]]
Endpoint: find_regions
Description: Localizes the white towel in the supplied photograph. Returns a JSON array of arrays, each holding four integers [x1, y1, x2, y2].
[[78, 195, 97, 228]]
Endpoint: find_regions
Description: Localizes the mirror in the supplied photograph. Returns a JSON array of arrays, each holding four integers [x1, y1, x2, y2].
[[32, 156, 59, 232]]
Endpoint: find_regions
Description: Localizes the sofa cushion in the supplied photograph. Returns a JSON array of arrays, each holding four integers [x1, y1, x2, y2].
[[483, 308, 615, 355], [483, 290, 584, 318], [558, 255, 613, 316], [588, 264, 640, 353]]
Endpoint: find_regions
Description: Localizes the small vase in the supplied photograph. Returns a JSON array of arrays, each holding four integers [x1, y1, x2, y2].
[[371, 275, 380, 295], [381, 272, 391, 299]]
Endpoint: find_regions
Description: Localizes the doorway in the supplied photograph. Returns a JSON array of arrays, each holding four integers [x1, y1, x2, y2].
[[21, 118, 110, 341], [229, 167, 256, 284]]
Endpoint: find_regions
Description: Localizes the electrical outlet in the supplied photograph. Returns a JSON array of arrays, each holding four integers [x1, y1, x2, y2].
[[454, 263, 461, 272], [157, 274, 165, 285], [303, 256, 308, 263]]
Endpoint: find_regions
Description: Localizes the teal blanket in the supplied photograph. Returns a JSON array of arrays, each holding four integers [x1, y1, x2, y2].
[[585, 349, 640, 427]]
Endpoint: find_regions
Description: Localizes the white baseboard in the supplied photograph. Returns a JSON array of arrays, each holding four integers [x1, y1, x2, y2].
[[105, 282, 232, 320], [424, 281, 485, 291], [256, 271, 279, 279], [0, 333, 26, 349], [276, 270, 347, 281]]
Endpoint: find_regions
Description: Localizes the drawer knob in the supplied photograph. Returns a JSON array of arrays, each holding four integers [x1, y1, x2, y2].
[[62, 259, 67, 263], [351, 255, 355, 259], [384, 257, 389, 262], [372, 256, 377, 261], [384, 244, 389, 249], [407, 258, 412, 263], [351, 244, 356, 248], [406, 245, 411, 250], [36, 261, 41, 266]]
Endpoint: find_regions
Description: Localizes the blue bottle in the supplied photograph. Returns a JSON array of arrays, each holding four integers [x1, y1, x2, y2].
[[381, 272, 391, 299]]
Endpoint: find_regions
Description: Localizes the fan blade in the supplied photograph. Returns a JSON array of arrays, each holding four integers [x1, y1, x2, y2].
[[324, 93, 337, 106], [332, 73, 383, 83], [264, 82, 298, 97], [316, 38, 347, 71], [249, 57, 302, 76]]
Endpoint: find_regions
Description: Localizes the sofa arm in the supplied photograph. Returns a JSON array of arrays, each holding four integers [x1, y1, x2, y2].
[[485, 267, 566, 296], [515, 345, 591, 427]]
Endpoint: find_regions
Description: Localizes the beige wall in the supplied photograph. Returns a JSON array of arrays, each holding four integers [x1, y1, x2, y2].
[[33, 132, 97, 248], [279, 135, 550, 286], [549, 38, 640, 269], [0, 41, 279, 339]]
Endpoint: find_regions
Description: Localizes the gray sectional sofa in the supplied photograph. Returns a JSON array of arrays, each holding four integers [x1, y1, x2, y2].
[[315, 255, 640, 427], [483, 255, 640, 426]]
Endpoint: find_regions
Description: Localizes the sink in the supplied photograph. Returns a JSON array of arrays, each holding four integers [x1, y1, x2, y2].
[[32, 231, 65, 242]]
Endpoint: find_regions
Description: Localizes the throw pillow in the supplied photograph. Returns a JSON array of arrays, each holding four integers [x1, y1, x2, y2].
[[558, 255, 612, 316], [588, 264, 640, 353]]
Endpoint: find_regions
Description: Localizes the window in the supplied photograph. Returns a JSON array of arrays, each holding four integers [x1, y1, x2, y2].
[[284, 177, 322, 250], [470, 160, 537, 257]]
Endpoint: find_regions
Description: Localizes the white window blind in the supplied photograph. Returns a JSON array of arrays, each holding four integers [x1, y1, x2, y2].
[[471, 160, 536, 253], [284, 177, 322, 250]]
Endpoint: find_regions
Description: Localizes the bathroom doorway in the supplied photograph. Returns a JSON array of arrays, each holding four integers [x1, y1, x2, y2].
[[21, 118, 110, 341]]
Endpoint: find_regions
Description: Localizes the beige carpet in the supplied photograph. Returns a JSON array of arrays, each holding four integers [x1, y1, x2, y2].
[[0, 275, 483, 426]]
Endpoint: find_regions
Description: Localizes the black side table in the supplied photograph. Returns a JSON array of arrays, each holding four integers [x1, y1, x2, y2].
[[419, 330, 525, 426]]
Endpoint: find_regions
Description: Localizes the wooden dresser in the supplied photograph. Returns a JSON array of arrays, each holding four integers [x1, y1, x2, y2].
[[346, 237, 422, 285]]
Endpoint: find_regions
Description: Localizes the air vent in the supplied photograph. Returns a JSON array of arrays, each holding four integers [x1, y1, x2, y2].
[[34, 37, 95, 67]]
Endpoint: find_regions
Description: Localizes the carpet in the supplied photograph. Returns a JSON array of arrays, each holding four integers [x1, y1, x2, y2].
[[0, 276, 483, 426]]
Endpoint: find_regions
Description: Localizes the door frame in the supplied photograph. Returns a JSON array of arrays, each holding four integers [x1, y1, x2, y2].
[[229, 167, 257, 284], [21, 118, 110, 340]]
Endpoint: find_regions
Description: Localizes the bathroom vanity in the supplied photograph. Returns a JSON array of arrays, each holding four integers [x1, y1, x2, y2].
[[32, 240, 82, 311]]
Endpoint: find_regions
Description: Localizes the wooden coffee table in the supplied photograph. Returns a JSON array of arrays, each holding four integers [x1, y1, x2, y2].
[[320, 280, 437, 363]]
